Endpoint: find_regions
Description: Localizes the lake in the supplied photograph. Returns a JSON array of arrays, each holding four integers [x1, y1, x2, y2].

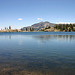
[[0, 32, 75, 75]]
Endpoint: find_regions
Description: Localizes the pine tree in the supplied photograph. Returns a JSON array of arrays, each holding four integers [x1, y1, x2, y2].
[[26, 28, 27, 31], [9, 26, 11, 29]]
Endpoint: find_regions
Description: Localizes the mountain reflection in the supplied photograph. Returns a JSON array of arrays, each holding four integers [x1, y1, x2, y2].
[[0, 32, 75, 42], [32, 35, 75, 42], [0, 32, 75, 75]]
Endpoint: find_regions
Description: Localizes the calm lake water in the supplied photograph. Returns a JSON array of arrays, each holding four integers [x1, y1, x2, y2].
[[0, 32, 75, 75]]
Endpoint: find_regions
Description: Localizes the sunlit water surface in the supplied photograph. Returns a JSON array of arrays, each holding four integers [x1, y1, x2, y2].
[[0, 32, 75, 75]]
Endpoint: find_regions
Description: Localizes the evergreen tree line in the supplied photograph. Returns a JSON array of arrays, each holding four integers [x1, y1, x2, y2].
[[54, 24, 75, 32], [25, 28, 34, 31]]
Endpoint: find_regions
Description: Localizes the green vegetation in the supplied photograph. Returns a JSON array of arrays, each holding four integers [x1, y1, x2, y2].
[[30, 28, 34, 31], [40, 24, 75, 32], [1, 23, 75, 32], [26, 28, 27, 31], [45, 26, 51, 29], [54, 24, 75, 32]]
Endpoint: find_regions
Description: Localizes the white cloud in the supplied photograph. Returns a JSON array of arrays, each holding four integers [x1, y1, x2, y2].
[[37, 18, 43, 20], [56, 22, 70, 24], [18, 18, 23, 20]]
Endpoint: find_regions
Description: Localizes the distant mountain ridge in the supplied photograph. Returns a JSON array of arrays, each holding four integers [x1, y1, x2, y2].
[[21, 21, 55, 31]]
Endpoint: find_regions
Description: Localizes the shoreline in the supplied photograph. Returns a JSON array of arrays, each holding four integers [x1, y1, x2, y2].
[[0, 66, 74, 75]]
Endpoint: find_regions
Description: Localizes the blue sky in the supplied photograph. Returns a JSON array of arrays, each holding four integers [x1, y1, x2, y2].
[[0, 0, 75, 29]]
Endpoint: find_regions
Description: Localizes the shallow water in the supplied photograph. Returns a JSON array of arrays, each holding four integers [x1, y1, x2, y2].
[[0, 32, 75, 75]]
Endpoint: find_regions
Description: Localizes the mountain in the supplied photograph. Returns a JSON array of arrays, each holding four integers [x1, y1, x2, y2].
[[21, 21, 55, 31]]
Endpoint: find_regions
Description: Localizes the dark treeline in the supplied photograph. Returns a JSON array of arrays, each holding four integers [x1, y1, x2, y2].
[[54, 24, 75, 32], [21, 24, 75, 32], [21, 27, 34, 32]]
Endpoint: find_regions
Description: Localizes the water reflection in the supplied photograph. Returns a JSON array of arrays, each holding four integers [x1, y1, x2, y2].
[[0, 33, 75, 41], [32, 35, 75, 42], [0, 32, 75, 75]]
